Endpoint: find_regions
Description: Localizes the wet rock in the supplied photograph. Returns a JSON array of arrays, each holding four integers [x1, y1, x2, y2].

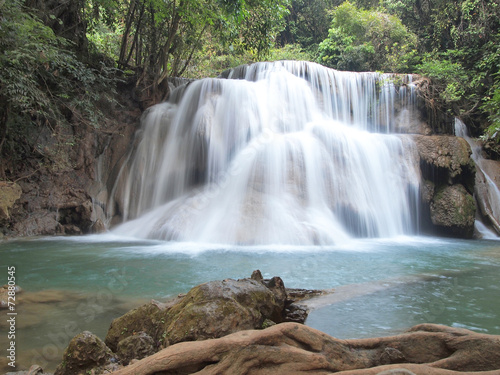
[[54, 331, 114, 375], [285, 288, 328, 302], [430, 184, 475, 237], [250, 269, 264, 281], [116, 332, 155, 365], [283, 303, 309, 323], [413, 135, 477, 237]]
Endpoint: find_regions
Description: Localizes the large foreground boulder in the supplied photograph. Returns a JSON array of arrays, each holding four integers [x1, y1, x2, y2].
[[105, 273, 289, 353], [110, 322, 500, 375]]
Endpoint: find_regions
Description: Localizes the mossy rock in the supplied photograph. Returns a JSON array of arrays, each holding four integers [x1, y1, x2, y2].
[[105, 276, 286, 361], [116, 332, 155, 365], [163, 279, 282, 344], [430, 184, 475, 237], [105, 302, 164, 352], [54, 331, 113, 375], [413, 135, 474, 184]]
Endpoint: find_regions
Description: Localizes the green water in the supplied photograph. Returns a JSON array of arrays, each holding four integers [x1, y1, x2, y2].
[[1, 234, 500, 371]]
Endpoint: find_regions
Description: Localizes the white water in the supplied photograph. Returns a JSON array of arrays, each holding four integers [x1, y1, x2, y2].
[[454, 118, 500, 237], [110, 61, 422, 245]]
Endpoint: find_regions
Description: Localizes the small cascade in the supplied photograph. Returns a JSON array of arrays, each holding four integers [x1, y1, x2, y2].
[[454, 118, 500, 237], [109, 61, 422, 245]]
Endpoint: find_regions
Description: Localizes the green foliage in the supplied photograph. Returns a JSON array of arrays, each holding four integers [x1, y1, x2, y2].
[[0, 0, 119, 169], [278, 0, 339, 51], [481, 76, 500, 139], [116, 0, 290, 89], [317, 1, 417, 72], [417, 55, 470, 104], [379, 0, 500, 140], [267, 43, 313, 62]]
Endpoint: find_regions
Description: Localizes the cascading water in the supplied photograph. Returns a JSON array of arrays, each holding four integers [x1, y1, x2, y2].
[[454, 118, 500, 238], [109, 61, 422, 245]]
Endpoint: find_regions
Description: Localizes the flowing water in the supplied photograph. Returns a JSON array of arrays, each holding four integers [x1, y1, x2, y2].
[[2, 62, 500, 372], [455, 118, 500, 237], [109, 61, 421, 245]]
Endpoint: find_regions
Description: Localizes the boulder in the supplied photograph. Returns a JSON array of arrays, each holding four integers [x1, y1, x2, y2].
[[430, 184, 476, 237], [413, 135, 474, 185], [54, 331, 115, 375], [105, 274, 287, 354], [413, 135, 477, 237], [109, 322, 500, 375]]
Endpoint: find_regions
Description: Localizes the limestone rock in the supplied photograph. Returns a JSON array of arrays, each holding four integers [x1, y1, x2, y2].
[[116, 332, 155, 365], [54, 331, 114, 375], [283, 302, 309, 323], [413, 135, 474, 184], [430, 184, 475, 237], [0, 182, 22, 221], [105, 274, 288, 355], [109, 322, 500, 375], [105, 302, 164, 352]]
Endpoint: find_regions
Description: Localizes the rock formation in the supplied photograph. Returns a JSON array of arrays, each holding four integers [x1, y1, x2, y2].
[[104, 272, 301, 353], [53, 332, 114, 375], [413, 135, 476, 237]]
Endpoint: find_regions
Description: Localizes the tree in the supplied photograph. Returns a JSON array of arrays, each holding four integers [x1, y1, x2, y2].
[[381, 0, 500, 137], [0, 0, 117, 169], [278, 0, 340, 52], [116, 0, 290, 102], [317, 1, 417, 72]]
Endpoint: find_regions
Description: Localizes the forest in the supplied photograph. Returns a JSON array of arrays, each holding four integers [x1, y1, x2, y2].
[[1, 0, 499, 175]]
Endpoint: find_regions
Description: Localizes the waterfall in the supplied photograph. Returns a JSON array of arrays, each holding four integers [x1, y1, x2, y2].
[[454, 118, 500, 238], [109, 61, 422, 245]]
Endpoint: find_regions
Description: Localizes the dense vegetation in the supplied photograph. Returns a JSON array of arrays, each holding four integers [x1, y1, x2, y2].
[[1, 0, 500, 174]]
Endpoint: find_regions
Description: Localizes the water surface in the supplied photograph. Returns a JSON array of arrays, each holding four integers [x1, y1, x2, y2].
[[1, 235, 499, 371]]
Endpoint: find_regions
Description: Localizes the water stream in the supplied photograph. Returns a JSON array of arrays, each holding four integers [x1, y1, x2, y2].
[[454, 118, 500, 238]]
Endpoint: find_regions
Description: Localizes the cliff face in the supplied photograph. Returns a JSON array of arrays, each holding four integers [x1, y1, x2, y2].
[[0, 80, 143, 238], [0, 76, 492, 240]]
